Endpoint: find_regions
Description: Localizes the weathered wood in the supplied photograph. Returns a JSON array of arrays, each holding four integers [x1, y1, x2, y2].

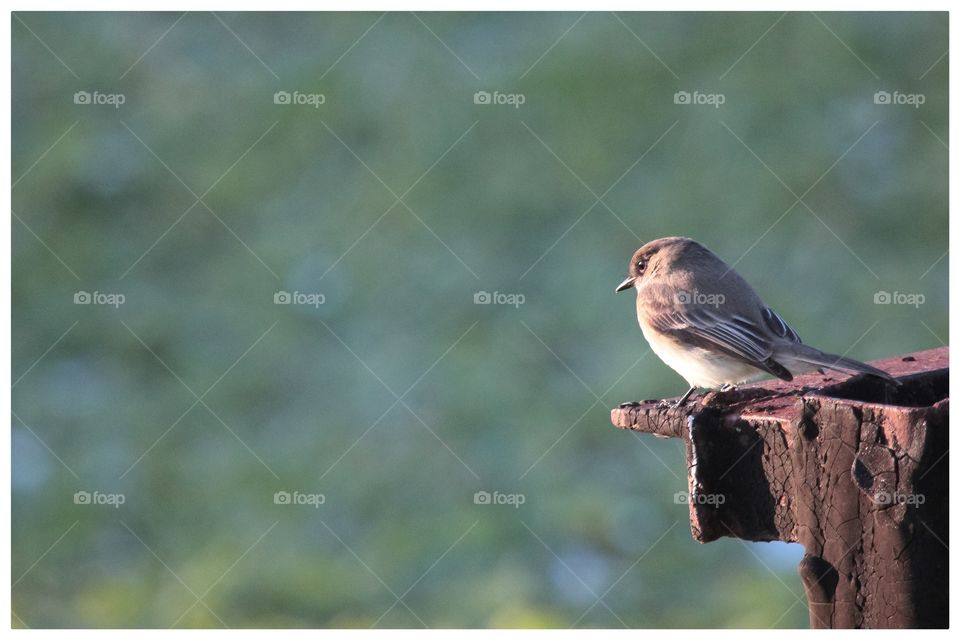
[[612, 347, 948, 629]]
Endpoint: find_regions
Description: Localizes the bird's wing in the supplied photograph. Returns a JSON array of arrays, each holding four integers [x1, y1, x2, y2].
[[759, 306, 802, 344], [648, 304, 798, 382]]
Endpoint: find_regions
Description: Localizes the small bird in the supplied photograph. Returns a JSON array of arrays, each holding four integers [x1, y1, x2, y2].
[[616, 237, 897, 406]]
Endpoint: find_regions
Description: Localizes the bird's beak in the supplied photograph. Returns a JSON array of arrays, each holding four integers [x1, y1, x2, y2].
[[615, 276, 636, 293]]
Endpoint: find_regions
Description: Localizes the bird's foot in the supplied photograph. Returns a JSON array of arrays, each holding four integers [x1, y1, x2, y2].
[[671, 386, 698, 408], [699, 384, 737, 407]]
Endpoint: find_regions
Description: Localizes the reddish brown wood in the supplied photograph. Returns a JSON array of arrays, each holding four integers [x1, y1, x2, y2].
[[611, 347, 948, 628]]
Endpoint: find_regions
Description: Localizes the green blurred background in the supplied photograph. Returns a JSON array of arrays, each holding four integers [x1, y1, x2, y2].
[[11, 11, 948, 628]]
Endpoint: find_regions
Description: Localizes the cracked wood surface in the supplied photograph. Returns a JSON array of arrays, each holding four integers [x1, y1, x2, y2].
[[611, 347, 948, 629]]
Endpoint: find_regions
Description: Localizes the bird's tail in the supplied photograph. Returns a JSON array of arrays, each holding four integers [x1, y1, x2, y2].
[[777, 343, 900, 385]]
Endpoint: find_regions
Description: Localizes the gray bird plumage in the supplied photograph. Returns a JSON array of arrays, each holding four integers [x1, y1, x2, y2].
[[616, 237, 897, 404]]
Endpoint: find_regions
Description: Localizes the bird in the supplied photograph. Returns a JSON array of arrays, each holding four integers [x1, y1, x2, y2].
[[615, 237, 897, 406]]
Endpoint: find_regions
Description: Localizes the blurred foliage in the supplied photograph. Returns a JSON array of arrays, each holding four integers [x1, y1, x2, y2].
[[11, 11, 947, 628]]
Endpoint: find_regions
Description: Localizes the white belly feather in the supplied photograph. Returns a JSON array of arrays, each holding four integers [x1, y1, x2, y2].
[[638, 318, 762, 389]]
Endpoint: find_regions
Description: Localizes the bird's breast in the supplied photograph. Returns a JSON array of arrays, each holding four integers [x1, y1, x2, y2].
[[635, 308, 762, 389]]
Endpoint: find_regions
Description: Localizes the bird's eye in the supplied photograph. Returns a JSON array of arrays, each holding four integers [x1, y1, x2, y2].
[[636, 259, 646, 274]]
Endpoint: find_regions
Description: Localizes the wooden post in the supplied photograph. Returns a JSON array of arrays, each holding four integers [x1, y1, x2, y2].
[[611, 347, 948, 628]]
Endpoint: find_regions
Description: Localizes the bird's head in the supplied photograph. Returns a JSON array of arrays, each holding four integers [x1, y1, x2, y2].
[[615, 236, 699, 293]]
